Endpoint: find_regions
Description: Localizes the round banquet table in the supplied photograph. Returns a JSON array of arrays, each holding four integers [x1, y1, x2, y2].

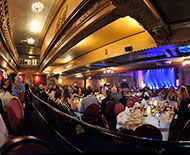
[[116, 107, 175, 141]]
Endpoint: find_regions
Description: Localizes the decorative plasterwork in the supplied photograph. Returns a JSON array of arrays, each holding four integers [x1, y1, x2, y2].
[[55, 4, 68, 34], [149, 26, 170, 45], [110, 0, 171, 45], [39, 0, 66, 47], [40, 0, 114, 71], [54, 0, 111, 50], [0, 0, 19, 62], [0, 37, 17, 71], [111, 0, 130, 5]]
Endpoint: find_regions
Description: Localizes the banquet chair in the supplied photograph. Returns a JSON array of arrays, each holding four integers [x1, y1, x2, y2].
[[82, 103, 100, 124], [0, 135, 52, 155], [126, 99, 134, 108], [18, 91, 25, 106], [105, 100, 115, 117], [104, 100, 117, 130], [150, 93, 159, 98], [134, 124, 162, 152], [132, 96, 141, 104], [7, 97, 24, 136], [114, 103, 125, 116], [135, 124, 162, 140]]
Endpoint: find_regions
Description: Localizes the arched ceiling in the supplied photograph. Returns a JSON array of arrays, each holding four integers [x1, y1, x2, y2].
[[49, 16, 156, 73], [8, 0, 60, 56], [0, 0, 190, 75]]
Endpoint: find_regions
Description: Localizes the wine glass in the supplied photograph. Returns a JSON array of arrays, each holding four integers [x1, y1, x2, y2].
[[155, 111, 162, 126]]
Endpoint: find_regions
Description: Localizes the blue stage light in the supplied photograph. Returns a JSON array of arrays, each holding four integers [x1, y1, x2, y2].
[[178, 45, 190, 53], [139, 68, 176, 88]]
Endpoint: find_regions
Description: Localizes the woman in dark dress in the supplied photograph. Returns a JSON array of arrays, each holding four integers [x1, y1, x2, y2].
[[173, 86, 190, 140], [175, 87, 190, 128]]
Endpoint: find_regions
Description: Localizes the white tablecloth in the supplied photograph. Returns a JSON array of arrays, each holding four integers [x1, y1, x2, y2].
[[0, 92, 13, 112], [0, 114, 8, 147], [116, 107, 175, 141]]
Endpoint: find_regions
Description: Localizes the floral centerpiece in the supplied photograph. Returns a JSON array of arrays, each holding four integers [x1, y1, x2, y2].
[[147, 97, 168, 125], [149, 98, 167, 114]]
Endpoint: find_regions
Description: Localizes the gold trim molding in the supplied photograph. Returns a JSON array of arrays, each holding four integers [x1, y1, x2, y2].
[[40, 0, 114, 72], [0, 0, 19, 62], [39, 0, 66, 47]]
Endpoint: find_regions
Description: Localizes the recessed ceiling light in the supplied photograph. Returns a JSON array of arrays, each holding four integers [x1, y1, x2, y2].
[[27, 38, 35, 44], [30, 21, 40, 32], [31, 2, 44, 13]]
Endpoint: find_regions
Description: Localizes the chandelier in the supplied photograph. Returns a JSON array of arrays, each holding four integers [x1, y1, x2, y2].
[[32, 2, 44, 13], [27, 38, 35, 45], [103, 69, 114, 74]]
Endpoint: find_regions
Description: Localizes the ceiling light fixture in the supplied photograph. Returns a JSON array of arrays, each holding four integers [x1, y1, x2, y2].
[[103, 69, 113, 74], [32, 2, 44, 13], [30, 21, 40, 32], [76, 73, 83, 78], [27, 38, 35, 45]]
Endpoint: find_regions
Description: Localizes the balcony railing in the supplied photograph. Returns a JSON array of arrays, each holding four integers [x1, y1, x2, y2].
[[19, 58, 39, 66]]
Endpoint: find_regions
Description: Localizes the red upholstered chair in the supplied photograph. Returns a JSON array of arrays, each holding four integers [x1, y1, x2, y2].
[[151, 93, 158, 98], [132, 96, 141, 103], [7, 97, 24, 136], [104, 100, 117, 130], [114, 103, 125, 116], [134, 124, 162, 152], [83, 103, 100, 124], [126, 100, 134, 108], [19, 91, 25, 106], [105, 100, 115, 117], [0, 136, 52, 155], [135, 124, 162, 140]]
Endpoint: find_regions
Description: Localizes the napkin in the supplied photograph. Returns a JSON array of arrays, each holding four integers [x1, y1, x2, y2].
[[134, 102, 141, 107], [127, 109, 143, 124], [161, 111, 173, 122], [141, 99, 146, 105], [4, 92, 12, 98], [125, 106, 130, 113]]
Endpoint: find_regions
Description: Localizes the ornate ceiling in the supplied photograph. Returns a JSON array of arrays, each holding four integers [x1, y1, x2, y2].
[[8, 0, 59, 56], [0, 0, 190, 76]]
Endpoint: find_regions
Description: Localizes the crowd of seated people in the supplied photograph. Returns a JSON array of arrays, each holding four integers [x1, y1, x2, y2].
[[33, 82, 190, 139], [0, 76, 26, 99]]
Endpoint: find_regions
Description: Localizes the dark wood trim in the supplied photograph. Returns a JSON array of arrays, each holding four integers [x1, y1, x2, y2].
[[40, 0, 90, 66]]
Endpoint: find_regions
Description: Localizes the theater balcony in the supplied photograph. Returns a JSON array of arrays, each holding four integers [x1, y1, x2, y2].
[[1, 0, 190, 153]]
